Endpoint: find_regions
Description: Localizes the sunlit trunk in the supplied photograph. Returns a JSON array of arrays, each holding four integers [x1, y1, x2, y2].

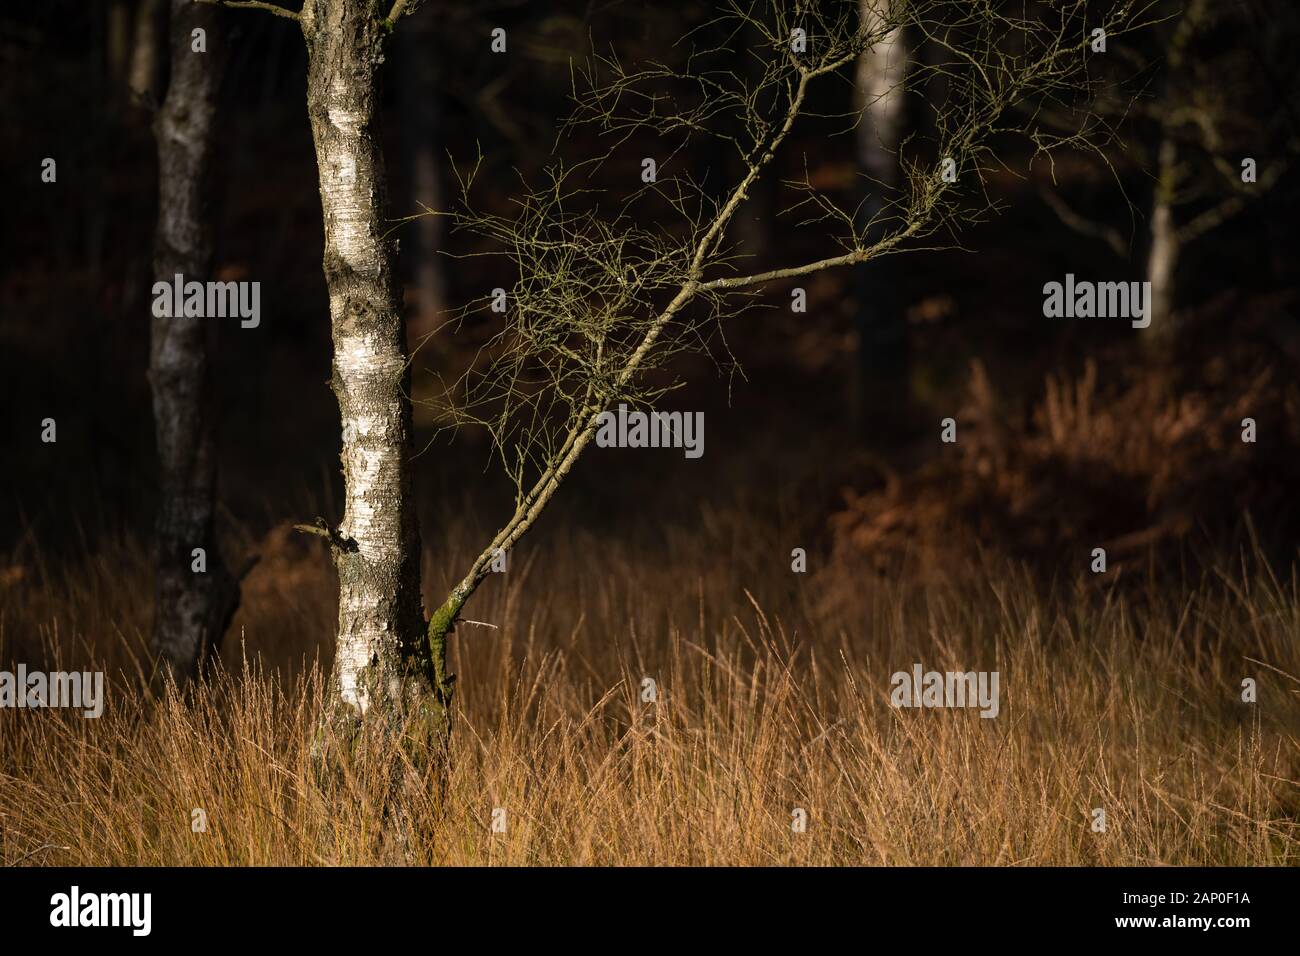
[[301, 0, 445, 730]]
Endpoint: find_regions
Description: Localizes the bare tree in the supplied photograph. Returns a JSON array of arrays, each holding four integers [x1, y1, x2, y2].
[[205, 0, 1153, 750], [195, 0, 450, 751], [300, 0, 439, 737], [149, 0, 239, 681], [422, 1, 1157, 679]]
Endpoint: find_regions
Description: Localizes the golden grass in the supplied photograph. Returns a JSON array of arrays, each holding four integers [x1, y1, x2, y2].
[[1, 509, 1297, 866]]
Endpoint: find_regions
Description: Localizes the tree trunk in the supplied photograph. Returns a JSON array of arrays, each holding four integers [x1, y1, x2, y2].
[[149, 0, 237, 681], [853, 0, 910, 440], [129, 0, 166, 103], [301, 0, 448, 734], [1143, 0, 1206, 347], [396, 8, 448, 342], [1145, 136, 1179, 342]]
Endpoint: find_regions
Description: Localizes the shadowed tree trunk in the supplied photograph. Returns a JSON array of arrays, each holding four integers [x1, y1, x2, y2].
[[852, 0, 910, 440], [108, 0, 133, 90], [396, 6, 448, 342], [129, 0, 167, 103], [1142, 0, 1208, 346], [149, 0, 238, 681], [301, 0, 449, 737]]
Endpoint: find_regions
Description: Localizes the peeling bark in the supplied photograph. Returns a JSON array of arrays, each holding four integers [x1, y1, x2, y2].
[[301, 0, 449, 735], [149, 0, 237, 681]]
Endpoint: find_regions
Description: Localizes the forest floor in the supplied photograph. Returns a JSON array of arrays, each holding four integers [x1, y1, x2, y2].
[[1, 500, 1298, 865]]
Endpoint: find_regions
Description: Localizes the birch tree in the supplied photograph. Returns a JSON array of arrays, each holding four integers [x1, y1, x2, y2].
[[149, 0, 240, 681], [198, 0, 443, 740], [299, 0, 438, 740], [204, 0, 1153, 754]]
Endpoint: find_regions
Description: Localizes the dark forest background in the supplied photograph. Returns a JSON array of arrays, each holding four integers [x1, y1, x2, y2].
[[3, 0, 1299, 606]]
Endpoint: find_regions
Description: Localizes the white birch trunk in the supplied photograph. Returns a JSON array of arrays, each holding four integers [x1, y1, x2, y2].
[[855, 0, 907, 195], [301, 0, 445, 729]]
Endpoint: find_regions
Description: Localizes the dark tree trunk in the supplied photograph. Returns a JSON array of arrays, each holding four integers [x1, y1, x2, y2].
[[1142, 0, 1208, 346], [853, 0, 911, 441], [149, 0, 237, 681], [395, 7, 449, 342], [108, 0, 132, 90]]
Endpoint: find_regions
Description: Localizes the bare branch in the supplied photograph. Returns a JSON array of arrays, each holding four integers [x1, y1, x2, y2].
[[1037, 184, 1129, 258], [193, 0, 300, 22], [419, 0, 1155, 645], [700, 249, 866, 292], [293, 517, 358, 553]]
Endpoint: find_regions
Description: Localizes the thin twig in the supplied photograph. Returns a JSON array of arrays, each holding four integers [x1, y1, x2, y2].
[[8, 844, 71, 866], [293, 518, 358, 553], [193, 0, 301, 22]]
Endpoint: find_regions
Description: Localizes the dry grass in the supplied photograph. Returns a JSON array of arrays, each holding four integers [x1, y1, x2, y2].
[[1, 507, 1298, 866]]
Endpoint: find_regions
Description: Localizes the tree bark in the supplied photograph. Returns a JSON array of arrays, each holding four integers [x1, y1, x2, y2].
[[301, 0, 448, 733], [149, 0, 237, 681]]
